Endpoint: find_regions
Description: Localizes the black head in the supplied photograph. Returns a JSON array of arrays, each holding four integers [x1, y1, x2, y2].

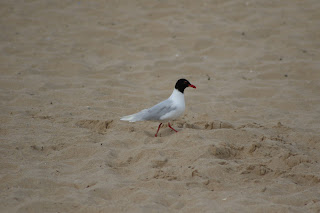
[[175, 79, 196, 93]]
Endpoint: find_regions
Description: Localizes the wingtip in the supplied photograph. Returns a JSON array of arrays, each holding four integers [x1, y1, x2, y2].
[[120, 115, 136, 122]]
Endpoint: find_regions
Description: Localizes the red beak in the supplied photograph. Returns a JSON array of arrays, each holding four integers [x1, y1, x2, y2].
[[189, 84, 196, 89]]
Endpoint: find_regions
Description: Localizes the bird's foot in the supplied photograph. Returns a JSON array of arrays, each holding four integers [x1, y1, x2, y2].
[[168, 123, 178, 133]]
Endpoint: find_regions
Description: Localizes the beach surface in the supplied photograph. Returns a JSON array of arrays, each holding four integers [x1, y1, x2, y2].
[[1, 0, 320, 212]]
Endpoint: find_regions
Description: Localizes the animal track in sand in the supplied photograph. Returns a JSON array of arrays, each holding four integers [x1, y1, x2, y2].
[[30, 143, 66, 152], [33, 115, 54, 120], [283, 173, 320, 186], [201, 142, 245, 160], [76, 119, 113, 134], [240, 164, 273, 176], [153, 169, 178, 181], [174, 120, 234, 130]]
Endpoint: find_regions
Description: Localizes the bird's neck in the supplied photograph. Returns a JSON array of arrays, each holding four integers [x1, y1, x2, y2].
[[169, 89, 185, 102]]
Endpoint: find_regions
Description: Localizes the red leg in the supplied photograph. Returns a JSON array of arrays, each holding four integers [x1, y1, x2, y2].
[[155, 123, 162, 137], [168, 122, 178, 133]]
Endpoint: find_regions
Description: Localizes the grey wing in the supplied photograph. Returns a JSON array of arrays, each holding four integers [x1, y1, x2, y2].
[[142, 99, 176, 121]]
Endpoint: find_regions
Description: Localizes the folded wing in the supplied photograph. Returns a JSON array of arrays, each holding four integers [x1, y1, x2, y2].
[[120, 99, 176, 122]]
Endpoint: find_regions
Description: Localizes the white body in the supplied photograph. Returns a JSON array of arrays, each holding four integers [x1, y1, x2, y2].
[[120, 89, 185, 122]]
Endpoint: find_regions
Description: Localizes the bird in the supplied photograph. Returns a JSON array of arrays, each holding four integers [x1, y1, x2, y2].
[[120, 78, 196, 137]]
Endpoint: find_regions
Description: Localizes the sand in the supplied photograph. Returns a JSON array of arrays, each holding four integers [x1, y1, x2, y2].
[[1, 0, 320, 212]]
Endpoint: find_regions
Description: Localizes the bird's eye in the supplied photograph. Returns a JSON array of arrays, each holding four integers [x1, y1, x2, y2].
[[184, 81, 187, 84]]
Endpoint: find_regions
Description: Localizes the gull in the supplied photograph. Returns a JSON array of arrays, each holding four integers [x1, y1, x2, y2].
[[121, 79, 196, 137]]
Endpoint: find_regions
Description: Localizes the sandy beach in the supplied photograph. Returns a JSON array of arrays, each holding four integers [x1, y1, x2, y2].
[[1, 0, 320, 212]]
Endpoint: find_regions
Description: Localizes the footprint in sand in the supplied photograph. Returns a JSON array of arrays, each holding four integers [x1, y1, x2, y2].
[[76, 119, 113, 134]]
